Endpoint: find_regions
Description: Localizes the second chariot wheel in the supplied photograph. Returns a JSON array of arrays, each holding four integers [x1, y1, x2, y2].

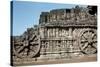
[[13, 34, 40, 58], [79, 29, 97, 54]]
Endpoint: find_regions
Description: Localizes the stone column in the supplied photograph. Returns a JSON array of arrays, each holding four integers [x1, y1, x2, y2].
[[59, 29, 61, 37], [50, 28, 53, 37], [44, 28, 47, 37], [62, 40, 64, 51], [52, 28, 56, 37], [48, 28, 50, 38], [40, 27, 44, 38], [69, 28, 72, 37], [56, 28, 59, 38], [68, 28, 73, 58], [62, 29, 65, 37], [49, 40, 52, 52], [68, 28, 73, 49]]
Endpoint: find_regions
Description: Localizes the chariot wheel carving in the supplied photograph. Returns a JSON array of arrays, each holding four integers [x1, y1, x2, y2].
[[79, 29, 97, 54], [13, 34, 40, 58]]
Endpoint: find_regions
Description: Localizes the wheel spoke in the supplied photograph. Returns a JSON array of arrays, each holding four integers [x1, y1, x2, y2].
[[15, 45, 21, 49], [17, 46, 24, 53], [25, 48, 28, 56], [81, 40, 88, 43], [91, 33, 95, 39], [34, 37, 38, 41], [84, 45, 92, 54], [27, 46, 31, 56], [30, 47, 36, 53], [82, 34, 87, 40], [14, 42, 23, 45], [30, 42, 38, 45], [92, 35, 97, 40], [87, 30, 90, 36], [29, 35, 35, 40], [81, 42, 88, 50], [89, 31, 93, 38], [91, 42, 97, 49], [27, 49, 30, 56]]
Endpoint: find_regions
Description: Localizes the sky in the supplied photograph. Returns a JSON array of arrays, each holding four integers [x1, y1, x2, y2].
[[12, 1, 87, 36]]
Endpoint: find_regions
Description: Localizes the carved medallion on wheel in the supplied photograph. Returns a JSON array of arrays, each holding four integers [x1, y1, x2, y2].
[[13, 34, 40, 58], [79, 29, 97, 54]]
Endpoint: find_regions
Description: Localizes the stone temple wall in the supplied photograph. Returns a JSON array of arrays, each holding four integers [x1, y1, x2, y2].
[[11, 6, 97, 66]]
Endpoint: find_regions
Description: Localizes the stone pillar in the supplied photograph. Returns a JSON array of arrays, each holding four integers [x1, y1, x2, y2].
[[52, 28, 56, 37], [62, 29, 66, 37], [49, 28, 51, 37], [53, 41, 56, 51], [50, 28, 53, 37], [49, 40, 52, 52], [48, 28, 50, 38], [69, 28, 72, 37], [59, 29, 62, 37], [56, 28, 59, 38], [62, 40, 64, 51], [40, 27, 45, 38], [44, 28, 47, 37], [46, 41, 49, 52], [68, 28, 73, 50]]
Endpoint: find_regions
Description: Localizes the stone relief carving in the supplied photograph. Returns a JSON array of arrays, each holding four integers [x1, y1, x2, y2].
[[11, 5, 97, 66]]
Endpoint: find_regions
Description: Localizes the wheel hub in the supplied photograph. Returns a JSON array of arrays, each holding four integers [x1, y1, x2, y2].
[[23, 40, 29, 47]]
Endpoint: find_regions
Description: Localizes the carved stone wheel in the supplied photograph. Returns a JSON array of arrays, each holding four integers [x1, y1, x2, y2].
[[79, 29, 97, 54], [13, 34, 40, 58]]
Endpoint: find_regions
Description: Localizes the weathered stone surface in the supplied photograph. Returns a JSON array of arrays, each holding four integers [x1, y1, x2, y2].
[[11, 6, 97, 66]]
